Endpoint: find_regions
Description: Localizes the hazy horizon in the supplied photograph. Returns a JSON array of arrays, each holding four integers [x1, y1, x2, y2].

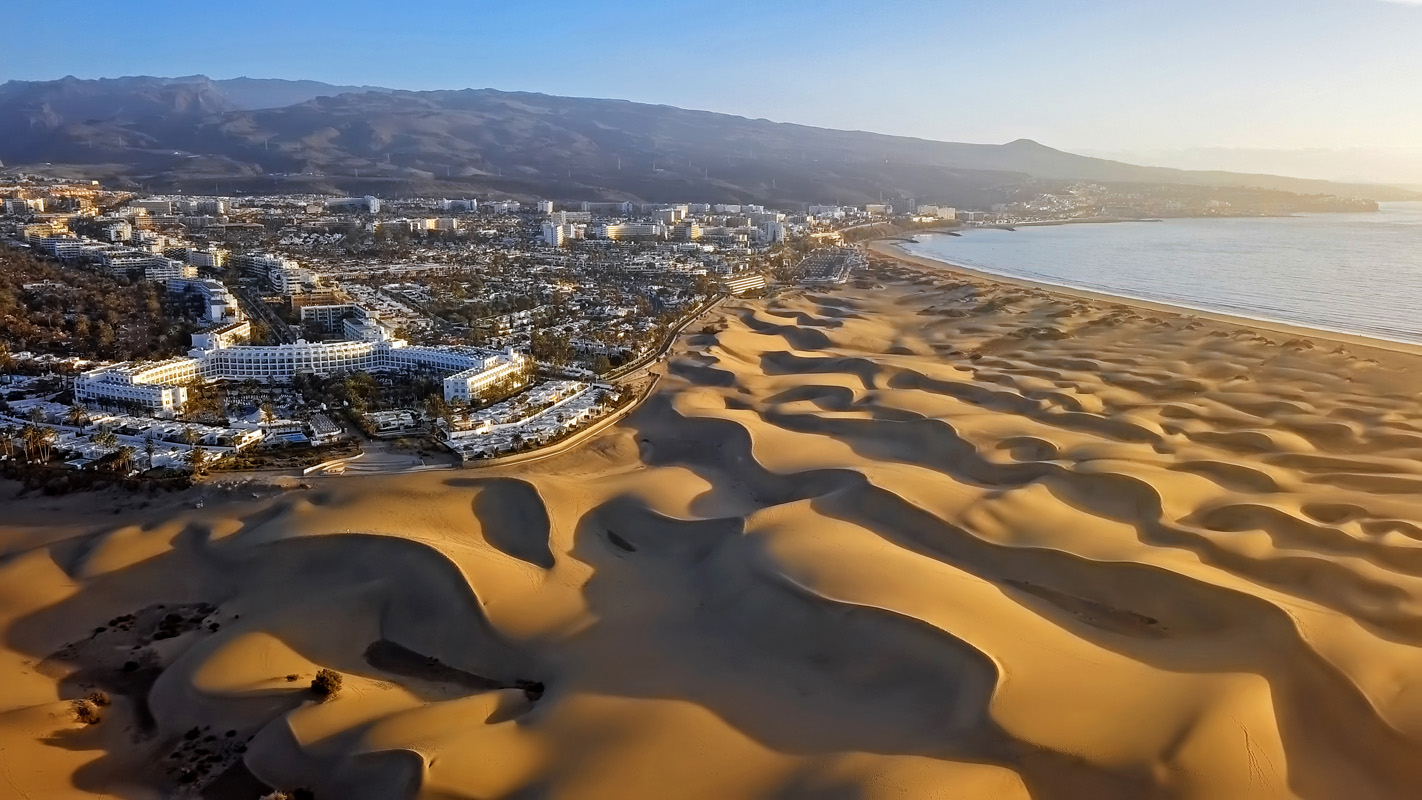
[[1083, 146, 1422, 188], [7, 0, 1422, 184]]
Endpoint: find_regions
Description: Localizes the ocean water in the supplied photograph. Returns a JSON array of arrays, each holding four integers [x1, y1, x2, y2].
[[903, 202, 1422, 344]]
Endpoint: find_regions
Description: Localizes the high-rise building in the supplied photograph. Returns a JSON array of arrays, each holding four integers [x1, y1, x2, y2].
[[103, 221, 133, 242], [176, 199, 228, 215], [542, 222, 585, 246], [542, 221, 565, 247], [326, 196, 382, 214], [168, 278, 241, 322], [187, 248, 228, 269], [759, 221, 786, 243], [36, 236, 85, 259], [600, 222, 667, 241], [2, 198, 44, 215], [917, 205, 957, 220]]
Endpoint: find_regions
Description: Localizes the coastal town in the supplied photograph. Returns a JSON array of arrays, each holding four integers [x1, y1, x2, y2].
[[0, 173, 887, 487], [0, 168, 1387, 490]]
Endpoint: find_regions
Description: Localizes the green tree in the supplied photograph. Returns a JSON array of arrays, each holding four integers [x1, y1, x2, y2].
[[111, 445, 135, 474], [67, 404, 90, 433], [185, 444, 209, 476], [423, 394, 449, 423], [23, 424, 53, 462]]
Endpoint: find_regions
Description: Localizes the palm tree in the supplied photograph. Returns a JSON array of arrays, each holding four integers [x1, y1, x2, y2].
[[67, 404, 90, 433], [185, 444, 208, 476], [143, 436, 157, 470], [23, 425, 53, 463], [93, 429, 118, 449], [112, 445, 135, 474], [20, 426, 37, 461], [0, 425, 16, 459]]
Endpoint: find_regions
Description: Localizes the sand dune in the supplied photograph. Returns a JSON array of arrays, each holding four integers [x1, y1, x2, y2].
[[5, 251, 1422, 798]]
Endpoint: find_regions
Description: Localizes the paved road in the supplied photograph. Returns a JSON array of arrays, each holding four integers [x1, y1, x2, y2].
[[609, 294, 727, 382], [234, 286, 297, 343]]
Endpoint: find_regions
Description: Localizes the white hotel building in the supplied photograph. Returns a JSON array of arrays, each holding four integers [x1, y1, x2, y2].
[[75, 336, 529, 415], [168, 278, 241, 322], [74, 358, 202, 414], [598, 222, 668, 241]]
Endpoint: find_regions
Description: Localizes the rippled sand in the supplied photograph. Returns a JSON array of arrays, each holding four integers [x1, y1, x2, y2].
[[5, 257, 1422, 798]]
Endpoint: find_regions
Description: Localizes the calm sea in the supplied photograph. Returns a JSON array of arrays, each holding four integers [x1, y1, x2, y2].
[[903, 202, 1422, 344]]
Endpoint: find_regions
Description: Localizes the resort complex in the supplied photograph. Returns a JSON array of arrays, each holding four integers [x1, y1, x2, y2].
[[75, 333, 530, 416]]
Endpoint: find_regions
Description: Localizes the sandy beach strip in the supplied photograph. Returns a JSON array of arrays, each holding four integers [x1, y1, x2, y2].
[[869, 237, 1422, 360]]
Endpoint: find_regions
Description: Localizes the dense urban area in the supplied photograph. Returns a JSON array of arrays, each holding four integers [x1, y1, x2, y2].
[[0, 168, 1383, 491], [0, 172, 897, 489]]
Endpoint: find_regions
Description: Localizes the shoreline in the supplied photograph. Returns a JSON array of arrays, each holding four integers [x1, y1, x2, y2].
[[867, 237, 1422, 360]]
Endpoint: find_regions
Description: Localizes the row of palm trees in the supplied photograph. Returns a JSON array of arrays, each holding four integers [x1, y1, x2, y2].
[[0, 423, 57, 463], [2, 424, 208, 475], [1, 414, 193, 474]]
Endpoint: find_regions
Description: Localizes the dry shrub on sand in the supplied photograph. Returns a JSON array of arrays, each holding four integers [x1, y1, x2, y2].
[[71, 698, 102, 725], [310, 669, 343, 700]]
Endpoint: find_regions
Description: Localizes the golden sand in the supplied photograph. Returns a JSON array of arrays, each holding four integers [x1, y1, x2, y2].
[[4, 254, 1422, 798]]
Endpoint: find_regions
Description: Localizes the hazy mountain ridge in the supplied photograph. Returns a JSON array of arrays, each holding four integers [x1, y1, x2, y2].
[[1, 76, 1416, 205], [0, 74, 391, 114], [176, 75, 395, 110]]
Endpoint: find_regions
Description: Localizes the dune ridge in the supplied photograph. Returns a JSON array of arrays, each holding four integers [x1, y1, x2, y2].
[[3, 255, 1422, 797]]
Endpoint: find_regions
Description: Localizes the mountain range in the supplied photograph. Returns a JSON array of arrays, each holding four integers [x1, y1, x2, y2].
[[1, 75, 1416, 206]]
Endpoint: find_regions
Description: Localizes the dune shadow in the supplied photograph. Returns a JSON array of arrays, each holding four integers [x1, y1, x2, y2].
[[6, 524, 542, 798], [468, 477, 556, 569]]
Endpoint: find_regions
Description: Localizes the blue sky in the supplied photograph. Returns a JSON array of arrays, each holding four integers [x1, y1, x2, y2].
[[5, 0, 1422, 176]]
